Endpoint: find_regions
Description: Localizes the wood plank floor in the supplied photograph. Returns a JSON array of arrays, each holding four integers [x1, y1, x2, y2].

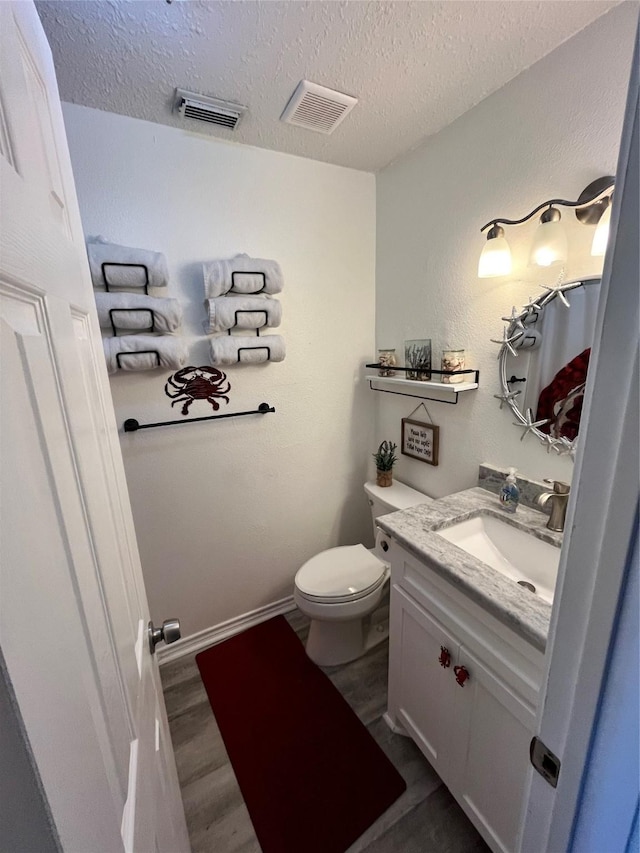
[[160, 608, 490, 853]]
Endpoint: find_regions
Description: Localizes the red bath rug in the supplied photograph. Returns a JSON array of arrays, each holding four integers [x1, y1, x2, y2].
[[196, 615, 406, 853]]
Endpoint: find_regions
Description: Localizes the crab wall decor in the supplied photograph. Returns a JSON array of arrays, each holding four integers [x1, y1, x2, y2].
[[164, 366, 231, 415]]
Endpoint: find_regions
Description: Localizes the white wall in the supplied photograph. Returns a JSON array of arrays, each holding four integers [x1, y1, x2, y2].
[[375, 3, 638, 498], [63, 104, 376, 637]]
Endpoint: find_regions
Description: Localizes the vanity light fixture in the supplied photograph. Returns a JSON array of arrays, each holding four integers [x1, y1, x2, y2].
[[528, 207, 568, 268], [591, 201, 612, 256], [477, 224, 512, 278], [478, 176, 615, 277]]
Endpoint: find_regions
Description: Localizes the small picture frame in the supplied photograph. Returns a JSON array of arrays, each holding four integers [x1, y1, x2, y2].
[[401, 418, 439, 466]]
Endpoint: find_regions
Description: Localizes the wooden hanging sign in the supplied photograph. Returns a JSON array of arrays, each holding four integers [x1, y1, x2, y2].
[[401, 417, 439, 466]]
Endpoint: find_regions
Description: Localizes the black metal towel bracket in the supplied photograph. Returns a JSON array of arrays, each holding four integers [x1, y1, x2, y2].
[[102, 262, 150, 294], [109, 307, 155, 336], [123, 402, 275, 433], [226, 309, 269, 334], [116, 350, 160, 370], [229, 271, 266, 295]]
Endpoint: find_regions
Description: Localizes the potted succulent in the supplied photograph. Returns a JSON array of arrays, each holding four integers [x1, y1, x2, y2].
[[373, 440, 397, 487]]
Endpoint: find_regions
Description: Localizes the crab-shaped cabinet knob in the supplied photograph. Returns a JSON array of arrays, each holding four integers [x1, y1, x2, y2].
[[438, 646, 451, 668], [454, 665, 470, 687]]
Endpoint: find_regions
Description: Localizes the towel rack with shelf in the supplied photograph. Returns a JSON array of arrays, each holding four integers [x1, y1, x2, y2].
[[365, 364, 479, 405], [123, 402, 275, 432]]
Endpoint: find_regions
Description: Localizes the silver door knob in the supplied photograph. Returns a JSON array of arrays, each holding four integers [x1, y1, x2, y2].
[[148, 618, 181, 654]]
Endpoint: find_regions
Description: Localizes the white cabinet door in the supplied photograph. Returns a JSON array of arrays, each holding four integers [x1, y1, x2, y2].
[[389, 587, 459, 785], [0, 4, 189, 850], [451, 644, 535, 853], [387, 541, 539, 853]]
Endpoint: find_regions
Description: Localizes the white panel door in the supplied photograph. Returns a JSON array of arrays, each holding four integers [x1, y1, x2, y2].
[[0, 4, 189, 851]]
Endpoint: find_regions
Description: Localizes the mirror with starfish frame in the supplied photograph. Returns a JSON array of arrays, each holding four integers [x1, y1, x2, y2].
[[493, 273, 601, 458]]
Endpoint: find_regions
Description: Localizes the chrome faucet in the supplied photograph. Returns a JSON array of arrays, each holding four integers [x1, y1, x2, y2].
[[538, 480, 571, 532]]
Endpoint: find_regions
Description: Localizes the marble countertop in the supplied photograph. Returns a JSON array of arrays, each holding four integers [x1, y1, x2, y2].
[[377, 487, 563, 652]]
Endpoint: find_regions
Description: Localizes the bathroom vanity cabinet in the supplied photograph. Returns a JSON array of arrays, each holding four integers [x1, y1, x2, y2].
[[385, 538, 545, 853]]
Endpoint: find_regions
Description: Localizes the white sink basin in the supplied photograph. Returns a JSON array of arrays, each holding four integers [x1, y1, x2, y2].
[[436, 514, 560, 604]]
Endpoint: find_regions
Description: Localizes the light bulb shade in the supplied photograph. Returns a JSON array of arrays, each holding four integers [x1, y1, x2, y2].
[[591, 203, 611, 256], [478, 232, 512, 278], [529, 218, 568, 267]]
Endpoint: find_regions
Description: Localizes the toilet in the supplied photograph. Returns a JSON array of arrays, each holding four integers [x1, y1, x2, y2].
[[294, 479, 430, 666]]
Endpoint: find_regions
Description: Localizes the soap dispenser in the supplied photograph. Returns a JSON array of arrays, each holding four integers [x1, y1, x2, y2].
[[499, 468, 520, 513]]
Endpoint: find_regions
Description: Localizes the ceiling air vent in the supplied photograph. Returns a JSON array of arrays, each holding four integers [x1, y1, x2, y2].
[[174, 89, 247, 130], [280, 80, 357, 135]]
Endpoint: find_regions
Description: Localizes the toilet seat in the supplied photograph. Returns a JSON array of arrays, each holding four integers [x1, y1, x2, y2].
[[295, 544, 388, 604]]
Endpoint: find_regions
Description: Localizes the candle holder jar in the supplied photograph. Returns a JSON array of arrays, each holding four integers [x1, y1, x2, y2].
[[405, 339, 432, 381], [441, 349, 465, 384], [378, 348, 397, 377]]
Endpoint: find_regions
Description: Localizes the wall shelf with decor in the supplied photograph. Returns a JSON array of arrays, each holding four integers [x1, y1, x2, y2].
[[365, 364, 479, 405]]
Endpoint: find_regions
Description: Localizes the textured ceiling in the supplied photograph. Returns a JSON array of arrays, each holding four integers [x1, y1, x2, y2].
[[37, 0, 619, 172]]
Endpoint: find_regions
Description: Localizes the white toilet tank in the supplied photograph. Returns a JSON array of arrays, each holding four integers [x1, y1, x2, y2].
[[363, 480, 430, 540]]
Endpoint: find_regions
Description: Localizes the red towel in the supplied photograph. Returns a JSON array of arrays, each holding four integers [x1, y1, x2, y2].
[[536, 348, 590, 441]]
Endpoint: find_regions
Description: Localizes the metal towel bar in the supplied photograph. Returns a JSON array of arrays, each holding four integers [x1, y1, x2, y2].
[[123, 402, 275, 432]]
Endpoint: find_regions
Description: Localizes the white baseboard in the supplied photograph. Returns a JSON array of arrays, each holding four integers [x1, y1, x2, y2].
[[157, 595, 297, 665]]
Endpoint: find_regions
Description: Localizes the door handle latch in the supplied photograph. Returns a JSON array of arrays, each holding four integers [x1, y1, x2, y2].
[[148, 618, 181, 654], [530, 736, 561, 788]]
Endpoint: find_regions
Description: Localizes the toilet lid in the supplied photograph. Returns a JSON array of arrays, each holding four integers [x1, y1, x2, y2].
[[295, 544, 388, 599]]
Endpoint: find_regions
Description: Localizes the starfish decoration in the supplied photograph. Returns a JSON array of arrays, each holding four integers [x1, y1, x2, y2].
[[538, 282, 575, 309], [513, 408, 549, 441], [502, 305, 527, 336], [491, 325, 522, 358], [544, 435, 557, 454], [493, 389, 522, 409], [524, 294, 544, 311], [536, 433, 553, 453], [552, 436, 574, 456]]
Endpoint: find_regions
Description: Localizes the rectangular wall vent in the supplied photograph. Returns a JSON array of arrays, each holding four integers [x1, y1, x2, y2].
[[280, 80, 357, 135], [174, 89, 247, 130]]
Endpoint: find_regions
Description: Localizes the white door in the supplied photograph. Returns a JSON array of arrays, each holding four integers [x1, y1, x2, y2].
[[0, 4, 189, 851], [519, 28, 639, 853]]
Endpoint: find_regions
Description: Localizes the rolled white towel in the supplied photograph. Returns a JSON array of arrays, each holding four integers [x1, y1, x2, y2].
[[95, 293, 182, 334], [204, 295, 282, 334], [87, 236, 169, 289], [209, 335, 285, 365], [203, 253, 283, 297], [103, 335, 189, 374]]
